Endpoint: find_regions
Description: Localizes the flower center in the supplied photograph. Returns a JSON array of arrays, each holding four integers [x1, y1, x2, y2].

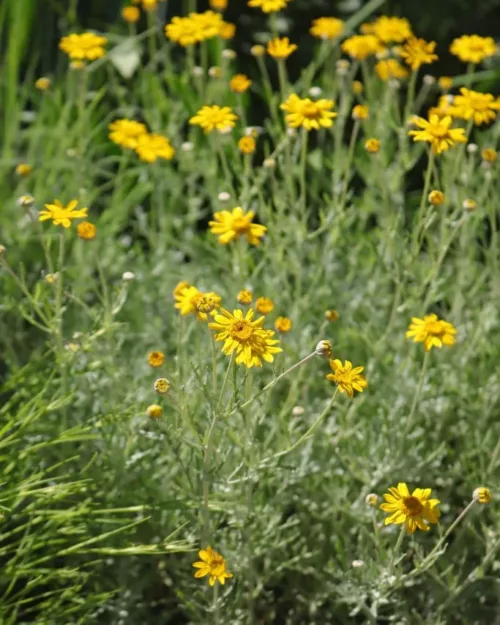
[[425, 320, 444, 336], [300, 102, 321, 120], [428, 123, 449, 138], [230, 320, 254, 340], [402, 495, 423, 516], [231, 217, 250, 233]]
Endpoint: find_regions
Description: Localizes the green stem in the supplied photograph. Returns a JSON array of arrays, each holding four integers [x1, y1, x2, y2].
[[412, 151, 435, 254], [404, 350, 430, 436], [338, 120, 360, 208], [390, 525, 407, 571], [300, 128, 309, 211]]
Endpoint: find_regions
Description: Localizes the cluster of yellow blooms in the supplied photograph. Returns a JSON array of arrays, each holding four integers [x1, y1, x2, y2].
[[165, 10, 235, 46], [108, 119, 175, 162]]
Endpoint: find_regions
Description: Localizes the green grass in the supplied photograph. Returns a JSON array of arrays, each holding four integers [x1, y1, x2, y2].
[[1, 1, 500, 623]]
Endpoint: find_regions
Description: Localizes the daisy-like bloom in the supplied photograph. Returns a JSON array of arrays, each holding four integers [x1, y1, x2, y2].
[[341, 34, 385, 60], [428, 190, 444, 206], [310, 17, 344, 40], [451, 88, 500, 126], [209, 308, 282, 368], [189, 105, 238, 133], [326, 359, 367, 398], [39, 199, 88, 228], [450, 34, 497, 64], [165, 16, 201, 46], [365, 138, 381, 153], [135, 133, 175, 162], [230, 74, 252, 93], [352, 104, 369, 120], [371, 16, 412, 43], [325, 309, 339, 322], [408, 115, 467, 154], [174, 285, 221, 320], [146, 404, 162, 419], [219, 21, 236, 40], [438, 76, 453, 91], [352, 80, 364, 95], [267, 37, 297, 59], [375, 59, 409, 81], [380, 483, 440, 534], [473, 487, 492, 504], [399, 37, 438, 70], [35, 77, 51, 90], [154, 377, 170, 395], [281, 94, 337, 131], [247, 0, 290, 13], [237, 289, 253, 305], [59, 32, 108, 60], [275, 316, 292, 332], [15, 163, 32, 177], [193, 547, 233, 586], [148, 350, 165, 367], [427, 95, 457, 119], [209, 207, 266, 245], [255, 297, 274, 314], [405, 313, 457, 351], [238, 136, 256, 154], [109, 119, 148, 149], [482, 147, 497, 163], [192, 10, 225, 40], [77, 221, 97, 240], [122, 6, 140, 22]]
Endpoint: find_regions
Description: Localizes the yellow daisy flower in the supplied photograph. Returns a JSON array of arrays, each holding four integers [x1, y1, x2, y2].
[[281, 93, 337, 130], [165, 16, 201, 46], [408, 114, 467, 154], [134, 133, 176, 162], [230, 74, 252, 93], [192, 547, 233, 586], [59, 32, 108, 60], [450, 34, 497, 64], [375, 58, 409, 81], [341, 34, 385, 60], [189, 105, 238, 133], [148, 351, 165, 367], [209, 207, 266, 245], [38, 199, 88, 228], [267, 37, 297, 59], [174, 285, 221, 320], [109, 119, 148, 149], [146, 404, 162, 419], [275, 316, 292, 332], [326, 359, 367, 398], [352, 104, 369, 120], [399, 37, 438, 70], [209, 308, 282, 368], [35, 77, 51, 90], [380, 482, 440, 534], [405, 313, 457, 351], [238, 136, 256, 154], [428, 190, 445, 206], [370, 16, 412, 43], [452, 88, 500, 126], [255, 297, 274, 314], [247, 0, 290, 13], [310, 17, 344, 40]]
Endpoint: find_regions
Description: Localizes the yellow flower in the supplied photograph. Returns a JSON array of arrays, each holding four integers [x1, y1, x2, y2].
[[450, 34, 497, 64], [135, 133, 175, 162], [325, 309, 339, 322], [154, 378, 170, 395], [237, 289, 253, 305], [250, 44, 266, 57], [190, 105, 238, 133], [59, 32, 108, 60], [15, 163, 32, 177], [255, 297, 274, 314], [428, 190, 444, 206], [77, 221, 97, 240], [146, 404, 162, 419], [408, 114, 467, 154], [174, 285, 222, 320], [165, 16, 201, 46], [380, 483, 440, 534], [473, 487, 492, 504], [399, 37, 438, 70], [148, 350, 165, 367], [352, 104, 369, 120], [247, 0, 290, 13], [209, 308, 282, 368], [122, 6, 140, 22], [193, 10, 225, 40], [209, 207, 266, 245], [173, 280, 191, 297], [452, 88, 500, 126], [267, 37, 297, 59], [230, 74, 252, 93], [238, 136, 256, 154], [275, 316, 292, 332], [364, 138, 381, 153], [281, 93, 337, 130], [405, 313, 457, 351], [463, 198, 477, 211], [341, 34, 385, 60], [219, 21, 236, 39], [438, 76, 453, 91], [193, 547, 233, 586], [375, 58, 409, 81], [352, 80, 363, 95], [326, 359, 367, 398], [482, 147, 497, 163], [35, 77, 51, 90], [39, 199, 88, 228], [310, 17, 344, 40], [428, 95, 457, 119], [210, 0, 228, 9], [132, 0, 166, 9], [109, 119, 148, 149], [371, 16, 412, 43], [196, 294, 219, 314]]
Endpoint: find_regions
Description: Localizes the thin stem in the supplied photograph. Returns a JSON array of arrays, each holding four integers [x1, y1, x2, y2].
[[404, 350, 430, 437], [412, 151, 435, 255], [300, 129, 309, 210], [213, 582, 220, 625], [390, 525, 406, 571], [338, 120, 360, 208]]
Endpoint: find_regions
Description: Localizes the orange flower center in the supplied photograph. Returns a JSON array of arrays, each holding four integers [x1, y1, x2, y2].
[[300, 102, 322, 120], [231, 217, 251, 233], [402, 496, 423, 516], [230, 320, 254, 340]]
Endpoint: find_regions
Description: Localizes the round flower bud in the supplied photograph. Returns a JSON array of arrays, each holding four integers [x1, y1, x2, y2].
[[292, 405, 305, 416], [35, 77, 51, 90], [365, 493, 379, 507], [77, 221, 97, 240], [315, 340, 332, 358], [218, 191, 231, 202], [423, 74, 436, 85], [255, 297, 274, 315], [44, 273, 59, 285], [467, 143, 478, 154], [222, 49, 236, 60], [0, 244, 6, 256], [352, 80, 363, 94], [250, 44, 265, 57], [438, 76, 453, 91], [263, 157, 276, 169], [275, 316, 292, 333], [237, 289, 252, 305], [122, 271, 136, 281], [147, 404, 162, 420], [15, 163, 32, 177], [308, 86, 323, 98], [481, 147, 497, 163], [181, 141, 194, 152], [192, 66, 204, 77], [351, 560, 365, 568], [428, 190, 445, 206], [352, 104, 369, 120], [18, 195, 35, 207], [463, 198, 477, 211], [365, 138, 381, 154], [148, 351, 165, 368], [154, 378, 170, 395], [238, 136, 256, 154], [122, 6, 140, 23], [325, 309, 339, 322], [473, 487, 492, 504]]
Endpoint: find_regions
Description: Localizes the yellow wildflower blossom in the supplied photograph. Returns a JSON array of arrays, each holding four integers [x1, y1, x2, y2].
[[275, 316, 292, 332], [247, 0, 290, 13], [174, 285, 221, 320], [408, 114, 467, 154], [310, 17, 344, 40], [255, 297, 274, 315], [450, 34, 497, 64], [190, 105, 238, 133], [237, 289, 253, 305], [399, 37, 438, 70], [473, 487, 492, 504], [365, 138, 381, 153], [341, 34, 385, 60], [77, 221, 97, 240], [135, 133, 175, 162], [375, 58, 409, 81], [452, 88, 500, 126], [39, 199, 88, 228], [230, 74, 252, 93], [371, 16, 412, 43], [380, 482, 440, 534], [428, 190, 444, 206], [193, 547, 233, 586], [148, 351, 165, 367], [238, 136, 256, 154], [405, 313, 457, 351], [122, 6, 140, 22], [267, 37, 297, 59], [109, 119, 148, 149], [59, 32, 107, 60], [326, 359, 367, 398], [281, 93, 337, 130], [209, 207, 266, 245]]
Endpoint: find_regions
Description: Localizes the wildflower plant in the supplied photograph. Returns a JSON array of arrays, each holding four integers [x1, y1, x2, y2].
[[1, 1, 500, 624]]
